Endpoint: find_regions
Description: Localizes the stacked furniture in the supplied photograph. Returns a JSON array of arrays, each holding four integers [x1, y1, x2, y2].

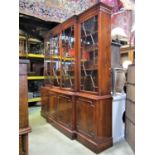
[[19, 60, 31, 155], [19, 35, 45, 103], [125, 64, 135, 152], [41, 2, 112, 153]]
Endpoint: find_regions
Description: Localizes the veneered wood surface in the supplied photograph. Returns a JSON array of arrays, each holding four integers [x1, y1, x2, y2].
[[41, 2, 112, 153]]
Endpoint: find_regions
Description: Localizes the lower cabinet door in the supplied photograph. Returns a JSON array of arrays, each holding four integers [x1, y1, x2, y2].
[[41, 89, 49, 114], [76, 97, 96, 138], [48, 92, 57, 118], [57, 94, 73, 129]]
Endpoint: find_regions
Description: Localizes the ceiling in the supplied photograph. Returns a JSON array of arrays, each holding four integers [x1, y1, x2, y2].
[[19, 0, 134, 42]]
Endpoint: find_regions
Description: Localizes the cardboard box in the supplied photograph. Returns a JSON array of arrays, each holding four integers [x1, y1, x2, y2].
[[126, 100, 135, 124], [127, 64, 135, 84], [125, 117, 135, 152], [127, 84, 135, 102]]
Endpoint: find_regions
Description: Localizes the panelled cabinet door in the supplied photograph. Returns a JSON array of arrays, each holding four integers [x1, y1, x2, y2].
[[41, 89, 49, 114], [76, 98, 96, 138], [48, 92, 57, 118], [57, 95, 73, 129]]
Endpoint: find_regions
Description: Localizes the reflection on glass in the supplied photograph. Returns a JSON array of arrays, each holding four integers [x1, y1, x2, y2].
[[50, 35, 60, 56], [52, 61, 61, 86], [44, 41, 50, 57], [44, 59, 52, 85], [44, 39, 52, 84], [80, 16, 98, 92], [61, 26, 75, 89], [50, 34, 61, 86]]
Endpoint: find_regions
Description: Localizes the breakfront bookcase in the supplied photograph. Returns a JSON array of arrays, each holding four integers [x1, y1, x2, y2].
[[41, 2, 112, 153]]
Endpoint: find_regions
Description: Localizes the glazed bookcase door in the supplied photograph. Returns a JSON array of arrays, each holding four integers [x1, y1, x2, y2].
[[80, 16, 98, 93], [50, 34, 61, 87], [61, 26, 75, 89]]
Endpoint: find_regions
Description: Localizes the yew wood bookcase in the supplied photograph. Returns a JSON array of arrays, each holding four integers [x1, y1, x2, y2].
[[41, 2, 112, 153]]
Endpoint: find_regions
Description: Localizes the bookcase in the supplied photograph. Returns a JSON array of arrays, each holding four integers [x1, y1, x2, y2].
[[41, 2, 112, 153]]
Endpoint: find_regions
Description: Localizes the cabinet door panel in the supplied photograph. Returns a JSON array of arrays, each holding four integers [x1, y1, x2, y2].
[[41, 89, 49, 114], [76, 98, 96, 137], [61, 26, 75, 89], [48, 92, 57, 118], [57, 95, 73, 128], [50, 34, 61, 87]]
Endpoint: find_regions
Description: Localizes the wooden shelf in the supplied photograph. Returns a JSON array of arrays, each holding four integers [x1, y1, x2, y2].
[[19, 53, 27, 57], [27, 54, 44, 58], [81, 45, 98, 52], [52, 55, 75, 61], [81, 30, 98, 38], [28, 97, 41, 103], [19, 53, 44, 58], [20, 54, 75, 60], [19, 36, 26, 40], [62, 57, 75, 61], [27, 76, 47, 80], [28, 38, 42, 43], [81, 66, 97, 71]]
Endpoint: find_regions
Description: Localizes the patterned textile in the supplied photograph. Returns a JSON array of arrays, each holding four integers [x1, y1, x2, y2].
[[100, 0, 134, 13], [111, 10, 135, 45], [100, 0, 124, 13], [19, 0, 96, 23], [19, 0, 134, 45]]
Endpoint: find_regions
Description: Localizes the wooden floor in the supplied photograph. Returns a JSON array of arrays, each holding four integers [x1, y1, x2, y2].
[[29, 106, 134, 155]]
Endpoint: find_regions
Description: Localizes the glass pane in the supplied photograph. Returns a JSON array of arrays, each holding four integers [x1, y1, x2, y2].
[[50, 34, 61, 86], [44, 41, 50, 57], [80, 16, 98, 92], [44, 39, 52, 85], [61, 26, 75, 89], [44, 58, 52, 85], [50, 35, 60, 56]]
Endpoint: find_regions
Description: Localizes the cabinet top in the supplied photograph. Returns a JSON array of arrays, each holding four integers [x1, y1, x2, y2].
[[78, 2, 112, 17]]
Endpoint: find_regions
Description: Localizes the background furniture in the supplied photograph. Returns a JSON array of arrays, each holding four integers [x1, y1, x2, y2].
[[111, 42, 121, 68], [112, 93, 126, 143], [41, 2, 112, 153], [19, 35, 44, 103], [120, 45, 135, 66], [125, 64, 135, 152], [19, 59, 31, 155]]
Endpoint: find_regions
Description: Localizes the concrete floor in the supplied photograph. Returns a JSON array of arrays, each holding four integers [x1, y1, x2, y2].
[[29, 106, 134, 155]]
